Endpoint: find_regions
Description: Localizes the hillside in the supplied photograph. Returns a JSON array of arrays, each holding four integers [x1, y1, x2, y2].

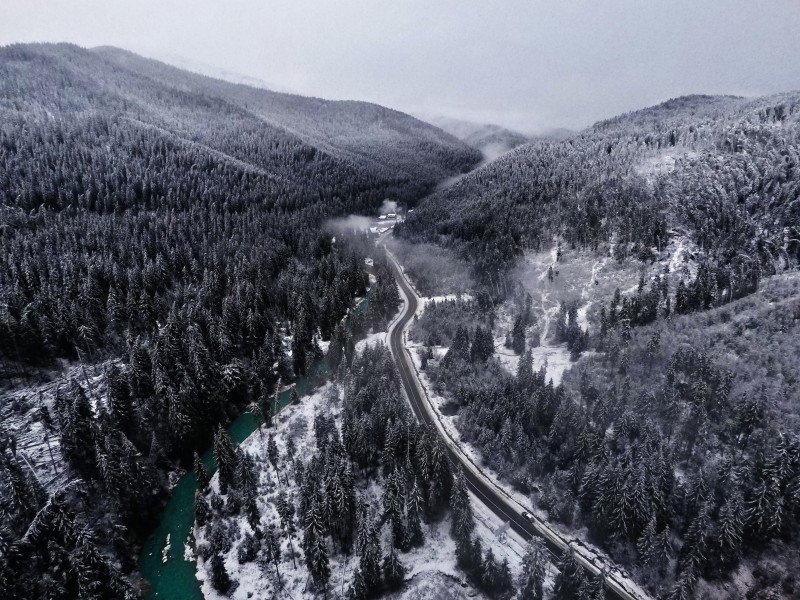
[[396, 92, 800, 599], [398, 93, 800, 287], [0, 43, 480, 211], [90, 46, 480, 190], [415, 114, 530, 159], [0, 43, 478, 599]]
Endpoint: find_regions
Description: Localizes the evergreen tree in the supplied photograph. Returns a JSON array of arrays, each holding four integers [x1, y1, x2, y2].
[[194, 452, 209, 491], [481, 547, 500, 593], [552, 547, 587, 600], [519, 538, 547, 600], [213, 426, 237, 495], [194, 491, 211, 528], [382, 545, 406, 590], [358, 513, 383, 596], [450, 467, 474, 545], [714, 493, 743, 573], [304, 499, 330, 592], [512, 315, 526, 355], [348, 568, 368, 600], [210, 554, 234, 595], [59, 380, 98, 480], [404, 478, 425, 548]]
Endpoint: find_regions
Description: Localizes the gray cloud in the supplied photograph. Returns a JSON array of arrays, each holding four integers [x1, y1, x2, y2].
[[2, 0, 799, 133]]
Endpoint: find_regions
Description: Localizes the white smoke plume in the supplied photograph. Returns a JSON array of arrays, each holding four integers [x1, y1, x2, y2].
[[378, 199, 398, 216]]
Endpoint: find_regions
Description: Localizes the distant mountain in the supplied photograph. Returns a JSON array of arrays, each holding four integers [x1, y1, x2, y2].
[[0, 43, 482, 598], [0, 43, 480, 209], [415, 114, 530, 160], [399, 92, 800, 283]]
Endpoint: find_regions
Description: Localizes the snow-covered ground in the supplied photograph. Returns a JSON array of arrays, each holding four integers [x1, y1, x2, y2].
[[0, 358, 119, 493], [195, 328, 524, 600], [396, 250, 652, 599], [490, 303, 574, 387]]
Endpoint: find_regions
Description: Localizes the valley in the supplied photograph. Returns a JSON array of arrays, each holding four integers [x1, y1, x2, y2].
[[1, 30, 800, 600]]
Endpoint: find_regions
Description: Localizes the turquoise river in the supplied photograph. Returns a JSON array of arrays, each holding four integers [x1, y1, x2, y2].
[[139, 295, 369, 599]]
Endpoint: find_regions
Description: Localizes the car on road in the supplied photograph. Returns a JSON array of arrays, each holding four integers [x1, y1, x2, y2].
[[521, 511, 534, 523]]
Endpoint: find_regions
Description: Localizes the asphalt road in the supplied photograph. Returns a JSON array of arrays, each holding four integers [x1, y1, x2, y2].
[[384, 248, 645, 600]]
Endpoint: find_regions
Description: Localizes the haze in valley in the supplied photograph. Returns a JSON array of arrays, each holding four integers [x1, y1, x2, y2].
[[2, 0, 799, 134]]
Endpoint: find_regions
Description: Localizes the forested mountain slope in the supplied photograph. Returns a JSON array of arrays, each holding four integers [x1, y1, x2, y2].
[[398, 93, 800, 288], [91, 45, 480, 188], [400, 93, 800, 599], [415, 114, 531, 157], [1, 43, 480, 211], [0, 43, 476, 599]]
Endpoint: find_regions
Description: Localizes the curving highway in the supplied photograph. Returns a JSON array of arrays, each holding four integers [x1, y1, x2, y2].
[[382, 246, 649, 600]]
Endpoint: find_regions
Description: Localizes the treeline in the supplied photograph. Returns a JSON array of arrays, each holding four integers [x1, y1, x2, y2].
[[397, 93, 800, 288], [0, 43, 458, 599], [194, 345, 456, 598], [422, 272, 800, 598]]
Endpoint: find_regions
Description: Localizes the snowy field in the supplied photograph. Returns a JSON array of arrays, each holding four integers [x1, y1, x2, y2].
[[0, 357, 118, 493], [195, 338, 527, 600]]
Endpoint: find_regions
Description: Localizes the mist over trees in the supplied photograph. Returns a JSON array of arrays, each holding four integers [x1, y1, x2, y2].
[[398, 94, 800, 292], [407, 92, 800, 598], [0, 43, 478, 598]]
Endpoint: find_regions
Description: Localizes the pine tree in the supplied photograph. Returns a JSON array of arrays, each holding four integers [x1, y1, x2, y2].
[[210, 553, 233, 595], [715, 493, 743, 573], [382, 545, 406, 590], [213, 426, 236, 495], [516, 349, 535, 390], [446, 326, 471, 363], [60, 379, 98, 480], [194, 491, 211, 527], [450, 467, 475, 558], [552, 547, 586, 600], [471, 326, 495, 362], [236, 451, 260, 528], [512, 315, 526, 355], [358, 513, 383, 596], [481, 547, 500, 594], [304, 499, 330, 592], [666, 565, 697, 600], [637, 513, 662, 568], [428, 434, 453, 516], [194, 452, 209, 491], [498, 558, 513, 596], [404, 478, 425, 548], [348, 568, 368, 600], [519, 538, 547, 600], [678, 503, 710, 576], [237, 530, 259, 564], [263, 525, 283, 579]]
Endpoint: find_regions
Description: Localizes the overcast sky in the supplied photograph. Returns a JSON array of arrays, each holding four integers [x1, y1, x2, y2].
[[2, 0, 800, 134]]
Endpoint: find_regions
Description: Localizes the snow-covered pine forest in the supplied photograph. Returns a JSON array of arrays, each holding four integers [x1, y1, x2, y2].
[[398, 94, 800, 598], [2, 38, 800, 600], [0, 43, 478, 598]]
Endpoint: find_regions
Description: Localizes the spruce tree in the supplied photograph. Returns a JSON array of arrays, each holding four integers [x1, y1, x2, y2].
[[210, 554, 233, 595], [304, 499, 330, 591], [450, 467, 474, 545], [358, 514, 383, 596], [481, 547, 500, 593], [382, 545, 406, 590], [519, 538, 547, 600], [194, 452, 210, 491], [552, 547, 587, 600], [213, 426, 236, 495], [348, 568, 368, 600], [194, 491, 211, 527]]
